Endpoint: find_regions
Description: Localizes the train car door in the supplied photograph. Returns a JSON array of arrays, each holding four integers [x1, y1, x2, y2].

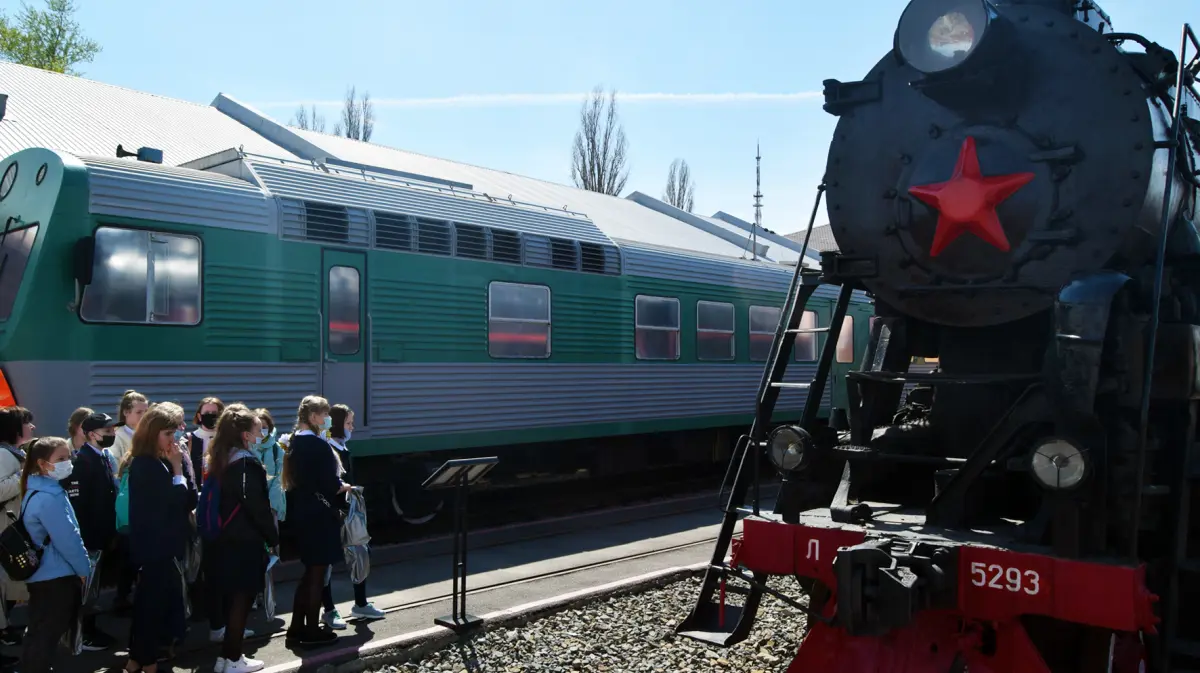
[[321, 249, 367, 426]]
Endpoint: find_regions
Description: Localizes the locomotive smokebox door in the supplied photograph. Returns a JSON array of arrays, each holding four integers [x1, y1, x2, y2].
[[823, 0, 1169, 328]]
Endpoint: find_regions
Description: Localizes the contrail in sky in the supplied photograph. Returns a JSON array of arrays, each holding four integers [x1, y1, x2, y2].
[[253, 91, 822, 109]]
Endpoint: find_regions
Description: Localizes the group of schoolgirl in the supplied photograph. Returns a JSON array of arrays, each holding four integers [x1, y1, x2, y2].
[[0, 392, 379, 673]]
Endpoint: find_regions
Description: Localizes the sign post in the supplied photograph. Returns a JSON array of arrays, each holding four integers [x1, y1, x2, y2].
[[423, 456, 499, 632]]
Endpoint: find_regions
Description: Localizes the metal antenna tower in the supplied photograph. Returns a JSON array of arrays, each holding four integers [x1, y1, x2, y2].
[[751, 141, 763, 261]]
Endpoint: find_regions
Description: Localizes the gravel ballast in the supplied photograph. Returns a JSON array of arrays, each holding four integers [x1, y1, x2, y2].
[[369, 575, 809, 673]]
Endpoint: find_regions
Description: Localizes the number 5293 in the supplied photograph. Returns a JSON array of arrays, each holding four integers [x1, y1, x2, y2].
[[970, 561, 1041, 596]]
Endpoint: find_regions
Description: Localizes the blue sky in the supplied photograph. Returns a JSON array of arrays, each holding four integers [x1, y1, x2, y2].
[[5, 0, 1195, 233]]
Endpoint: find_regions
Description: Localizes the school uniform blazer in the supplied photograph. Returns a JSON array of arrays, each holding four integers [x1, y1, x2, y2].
[[66, 445, 118, 552], [128, 455, 191, 566], [328, 438, 354, 487], [218, 452, 280, 548], [286, 431, 343, 565]]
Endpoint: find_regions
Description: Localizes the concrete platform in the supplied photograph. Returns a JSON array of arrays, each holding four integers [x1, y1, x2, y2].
[[33, 498, 755, 673]]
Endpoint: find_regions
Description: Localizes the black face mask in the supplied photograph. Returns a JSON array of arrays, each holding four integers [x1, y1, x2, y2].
[[200, 413, 218, 430], [96, 434, 115, 449]]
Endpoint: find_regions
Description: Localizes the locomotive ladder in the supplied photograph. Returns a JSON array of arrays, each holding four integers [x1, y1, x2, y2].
[[677, 185, 851, 647], [1130, 22, 1200, 673]]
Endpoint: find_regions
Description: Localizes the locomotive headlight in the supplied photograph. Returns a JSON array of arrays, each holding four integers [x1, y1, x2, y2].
[[767, 425, 813, 473], [1029, 438, 1089, 490], [896, 0, 995, 75]]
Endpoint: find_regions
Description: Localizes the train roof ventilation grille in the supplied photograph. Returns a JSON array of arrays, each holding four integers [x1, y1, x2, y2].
[[550, 238, 579, 272], [579, 242, 609, 275], [372, 211, 412, 252], [454, 223, 488, 261], [279, 199, 369, 247], [415, 218, 452, 256], [490, 228, 522, 265]]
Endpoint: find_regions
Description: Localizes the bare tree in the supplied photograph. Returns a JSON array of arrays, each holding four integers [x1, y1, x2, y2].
[[333, 86, 374, 142], [290, 104, 326, 133], [663, 158, 695, 212], [571, 87, 629, 196]]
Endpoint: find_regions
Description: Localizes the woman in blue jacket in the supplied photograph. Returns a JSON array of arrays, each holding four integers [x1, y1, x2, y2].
[[18, 436, 92, 673]]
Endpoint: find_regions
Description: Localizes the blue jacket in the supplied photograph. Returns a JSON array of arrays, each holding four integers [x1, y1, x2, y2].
[[255, 434, 287, 522], [21, 475, 91, 582]]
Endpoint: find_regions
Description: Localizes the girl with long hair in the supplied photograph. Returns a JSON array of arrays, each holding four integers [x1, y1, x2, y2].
[[110, 390, 147, 465], [189, 396, 223, 624], [320, 404, 382, 628], [283, 395, 348, 648], [66, 407, 93, 454], [252, 408, 285, 612], [109, 390, 146, 615], [122, 402, 194, 673], [17, 436, 90, 673], [206, 406, 276, 673]]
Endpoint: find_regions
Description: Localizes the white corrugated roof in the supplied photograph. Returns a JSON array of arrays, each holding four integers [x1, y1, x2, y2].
[[0, 62, 298, 164], [281, 126, 796, 262]]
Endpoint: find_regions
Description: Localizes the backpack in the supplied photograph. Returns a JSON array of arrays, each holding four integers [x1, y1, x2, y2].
[[0, 491, 49, 582], [197, 473, 240, 541], [114, 472, 130, 533]]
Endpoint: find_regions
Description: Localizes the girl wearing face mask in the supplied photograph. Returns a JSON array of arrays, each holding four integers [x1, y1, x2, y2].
[[67, 407, 94, 455], [197, 404, 255, 646], [121, 402, 194, 673], [320, 405, 383, 628], [191, 397, 224, 483], [282, 395, 350, 647], [0, 406, 35, 650], [110, 390, 148, 467], [17, 436, 91, 673], [206, 406, 277, 673]]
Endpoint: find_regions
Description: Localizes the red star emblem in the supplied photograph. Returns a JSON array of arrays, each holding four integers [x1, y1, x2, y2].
[[908, 136, 1035, 257]]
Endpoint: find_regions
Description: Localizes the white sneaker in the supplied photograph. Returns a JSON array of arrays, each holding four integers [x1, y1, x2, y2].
[[215, 659, 226, 673], [350, 603, 385, 620], [322, 609, 347, 630], [224, 656, 265, 673]]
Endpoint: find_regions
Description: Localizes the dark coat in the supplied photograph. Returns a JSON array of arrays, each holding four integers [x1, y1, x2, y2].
[[128, 455, 195, 566], [65, 445, 118, 552], [285, 432, 343, 566], [216, 453, 279, 548], [188, 431, 207, 485]]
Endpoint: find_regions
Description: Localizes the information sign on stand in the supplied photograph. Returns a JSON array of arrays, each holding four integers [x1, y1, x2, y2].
[[423, 456, 499, 632]]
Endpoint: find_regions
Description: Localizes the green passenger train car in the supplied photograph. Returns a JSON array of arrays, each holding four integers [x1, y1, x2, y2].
[[0, 146, 876, 519]]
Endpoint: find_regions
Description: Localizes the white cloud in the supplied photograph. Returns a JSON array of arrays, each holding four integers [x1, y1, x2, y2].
[[253, 91, 822, 109]]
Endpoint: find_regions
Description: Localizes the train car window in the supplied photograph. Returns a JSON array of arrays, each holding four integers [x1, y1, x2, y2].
[[0, 224, 39, 322], [794, 310, 818, 362], [635, 295, 680, 360], [80, 226, 201, 325], [836, 315, 856, 363], [749, 305, 780, 362], [696, 301, 735, 361], [328, 266, 361, 355], [489, 281, 551, 358]]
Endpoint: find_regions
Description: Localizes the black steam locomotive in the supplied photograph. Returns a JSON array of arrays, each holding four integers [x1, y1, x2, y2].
[[678, 1, 1200, 671]]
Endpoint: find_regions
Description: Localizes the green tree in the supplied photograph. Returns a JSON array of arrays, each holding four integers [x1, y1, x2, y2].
[[0, 0, 101, 75]]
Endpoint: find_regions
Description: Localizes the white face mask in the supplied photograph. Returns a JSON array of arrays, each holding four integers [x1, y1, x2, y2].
[[49, 461, 73, 481]]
